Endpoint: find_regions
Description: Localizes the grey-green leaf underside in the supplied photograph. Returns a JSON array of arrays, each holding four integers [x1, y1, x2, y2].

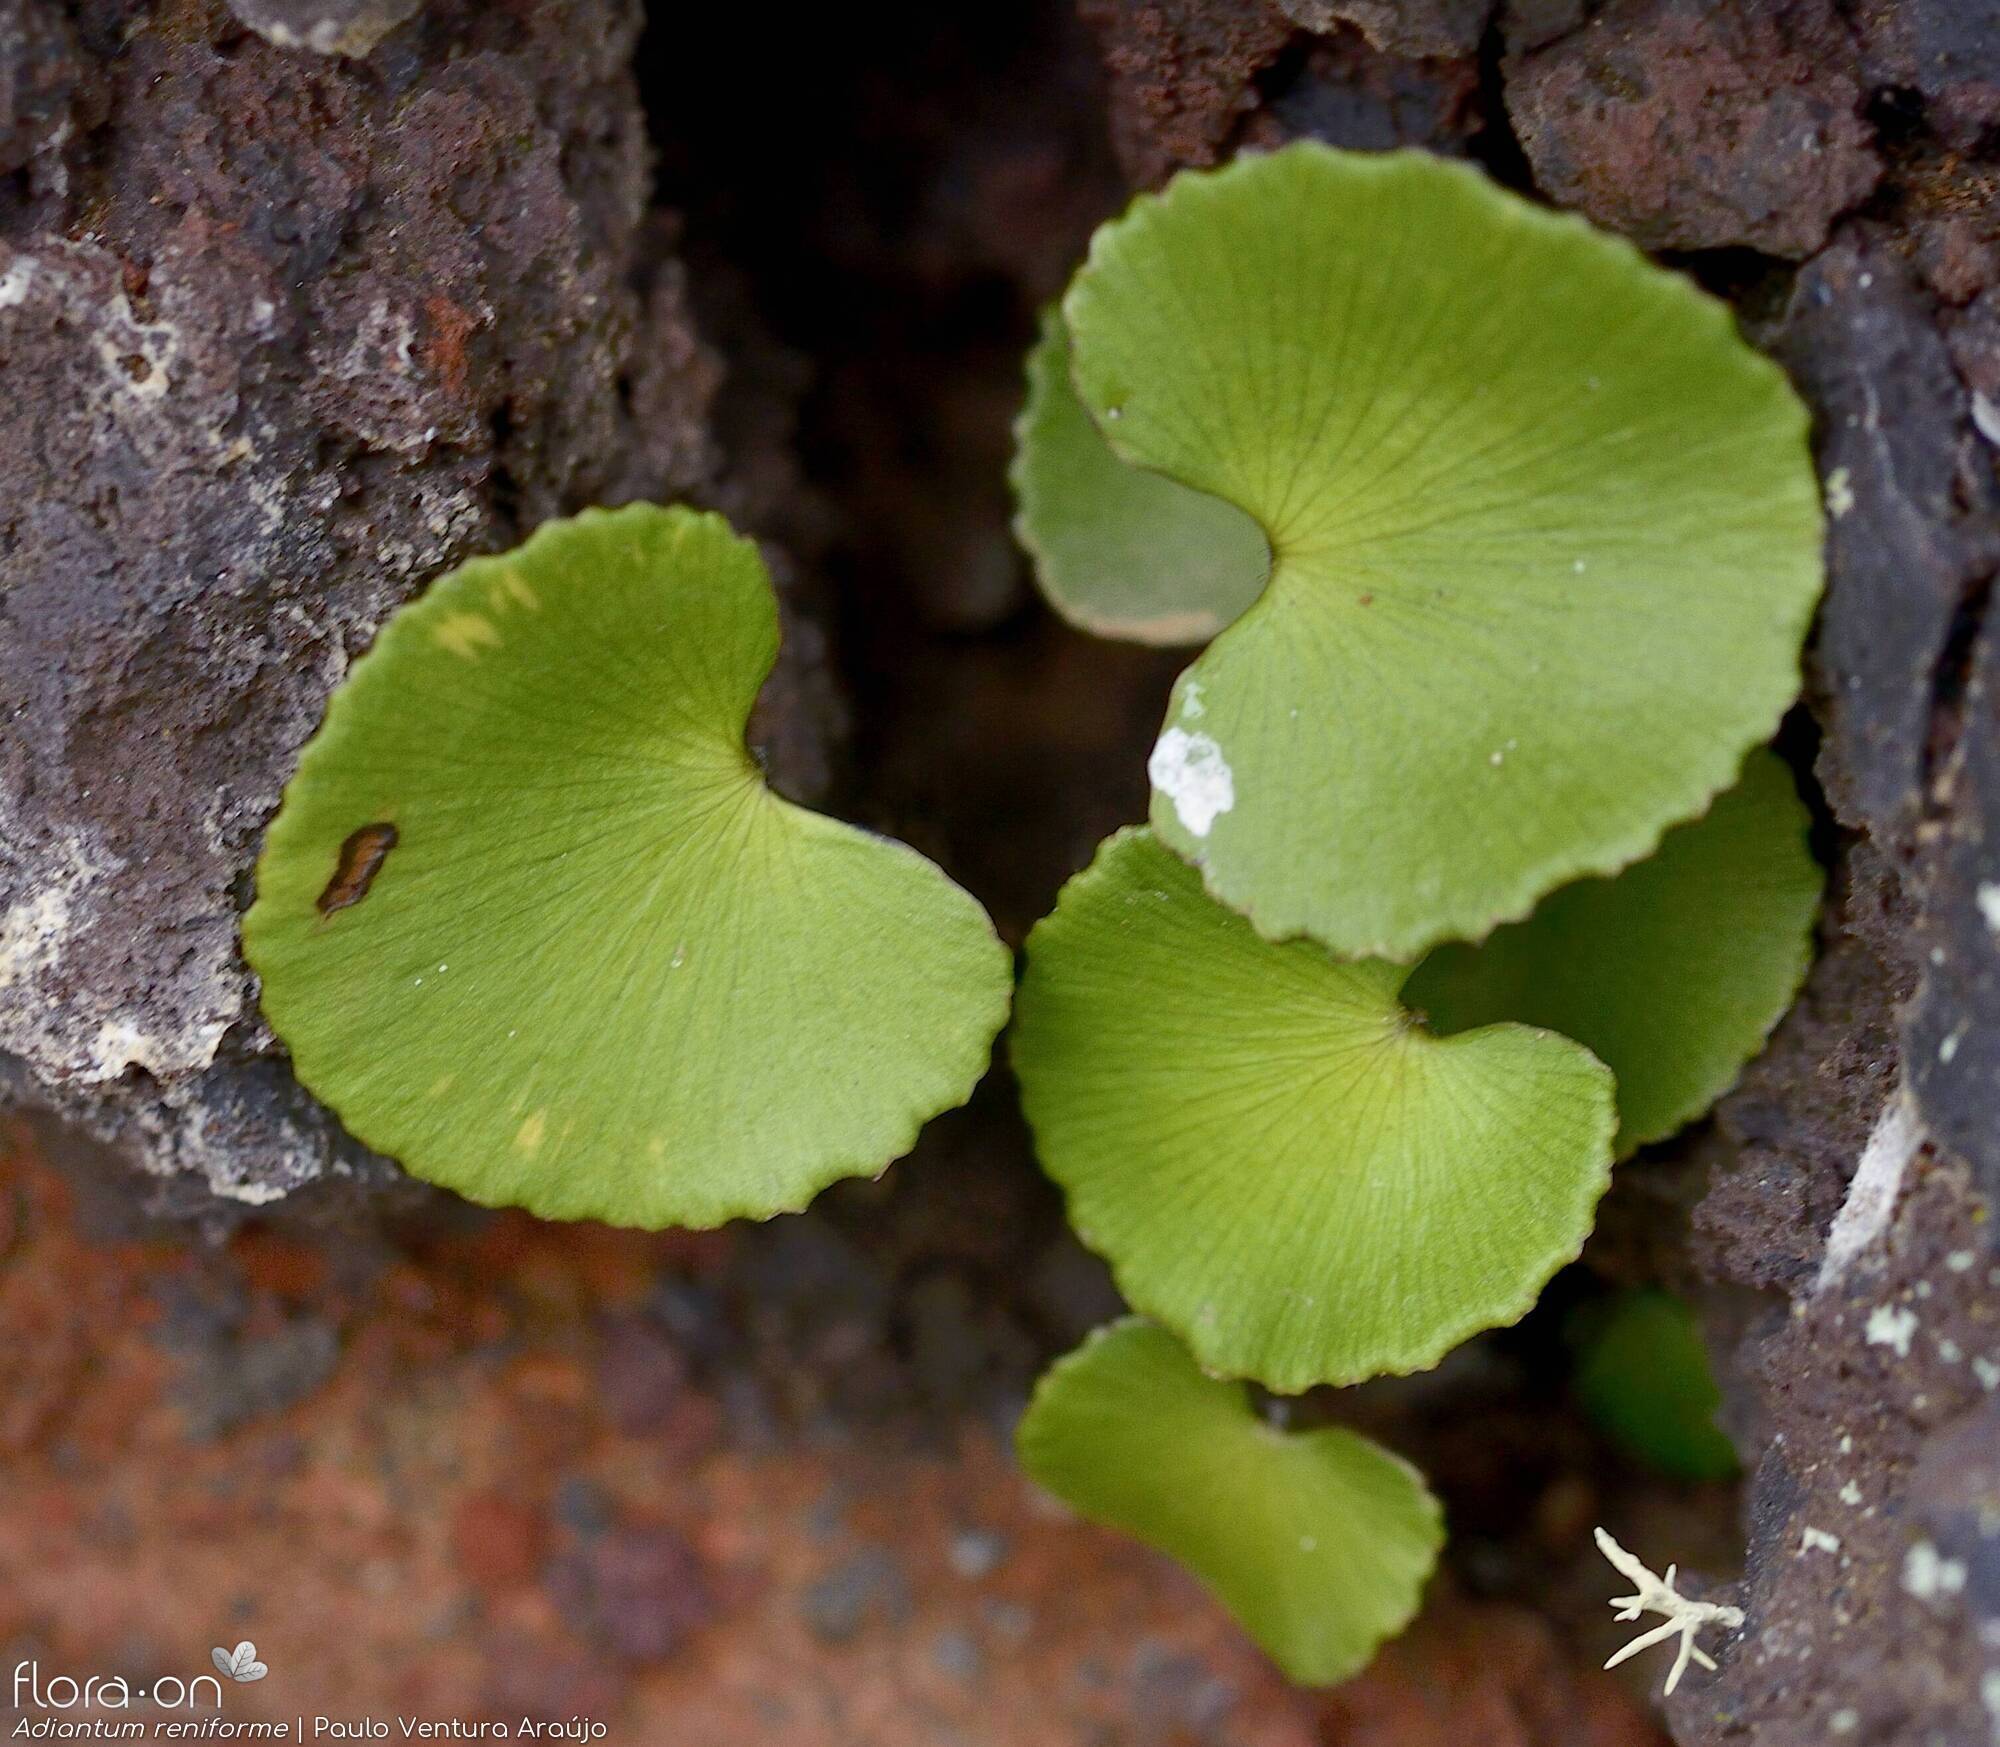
[[1012, 306, 1269, 645]]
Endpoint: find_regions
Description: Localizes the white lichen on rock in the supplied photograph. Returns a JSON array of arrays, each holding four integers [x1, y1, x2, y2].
[[1902, 1540, 1968, 1602], [1818, 1086, 1924, 1290], [1979, 881, 2000, 936], [1866, 1303, 1919, 1358], [226, 0, 423, 57]]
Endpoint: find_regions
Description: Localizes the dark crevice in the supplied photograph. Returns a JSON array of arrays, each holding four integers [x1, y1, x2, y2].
[[1240, 31, 1319, 152], [1665, 244, 1799, 322], [1863, 83, 1931, 155], [485, 401, 522, 535], [639, 0, 1144, 933], [1772, 702, 1843, 876], [1921, 564, 2000, 807], [1468, 15, 1538, 196]]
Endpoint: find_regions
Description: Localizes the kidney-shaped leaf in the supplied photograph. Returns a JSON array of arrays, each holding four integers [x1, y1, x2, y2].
[[1011, 306, 1269, 645], [246, 505, 1012, 1228], [1012, 828, 1615, 1390], [1405, 749, 1821, 1154], [1018, 1318, 1443, 1685], [1045, 143, 1821, 959]]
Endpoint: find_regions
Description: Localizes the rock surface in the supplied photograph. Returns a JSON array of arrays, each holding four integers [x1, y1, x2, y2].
[[1276, 0, 1490, 60], [1505, 0, 1880, 257], [225, 0, 423, 56], [0, 0, 833, 1216], [1077, 0, 1297, 185], [0, 1125, 1670, 1745]]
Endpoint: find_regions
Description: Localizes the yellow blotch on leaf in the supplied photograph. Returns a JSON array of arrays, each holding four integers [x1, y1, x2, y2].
[[514, 1110, 548, 1154], [434, 612, 502, 660], [498, 568, 540, 612]]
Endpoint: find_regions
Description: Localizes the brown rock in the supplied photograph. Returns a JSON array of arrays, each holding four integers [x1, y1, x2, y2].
[[1275, 0, 1492, 59], [225, 0, 422, 56], [1078, 0, 1296, 184], [1320, 1592, 1668, 1747], [1240, 27, 1484, 156], [545, 1523, 714, 1665], [0, 0, 104, 176], [1506, 0, 1881, 258], [1850, 0, 2000, 152], [451, 1492, 547, 1594]]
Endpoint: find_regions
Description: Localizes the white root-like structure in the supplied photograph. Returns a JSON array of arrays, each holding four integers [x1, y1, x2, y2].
[[1595, 1527, 1746, 1696]]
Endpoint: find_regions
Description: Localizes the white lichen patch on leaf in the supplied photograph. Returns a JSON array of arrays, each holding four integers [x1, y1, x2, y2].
[[1148, 728, 1234, 837], [1596, 1528, 1744, 1697]]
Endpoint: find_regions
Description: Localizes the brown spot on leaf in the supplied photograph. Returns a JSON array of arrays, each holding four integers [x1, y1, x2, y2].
[[316, 822, 398, 916]]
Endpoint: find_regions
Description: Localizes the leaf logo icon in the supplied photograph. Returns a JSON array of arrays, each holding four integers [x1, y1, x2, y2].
[[211, 1641, 269, 1682]]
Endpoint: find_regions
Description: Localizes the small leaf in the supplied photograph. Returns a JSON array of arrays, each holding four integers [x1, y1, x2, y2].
[[246, 505, 1012, 1229], [1012, 306, 1269, 644], [1017, 1318, 1443, 1686], [1404, 749, 1821, 1154], [1012, 828, 1615, 1390], [1038, 143, 1821, 959], [1571, 1290, 1740, 1483]]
